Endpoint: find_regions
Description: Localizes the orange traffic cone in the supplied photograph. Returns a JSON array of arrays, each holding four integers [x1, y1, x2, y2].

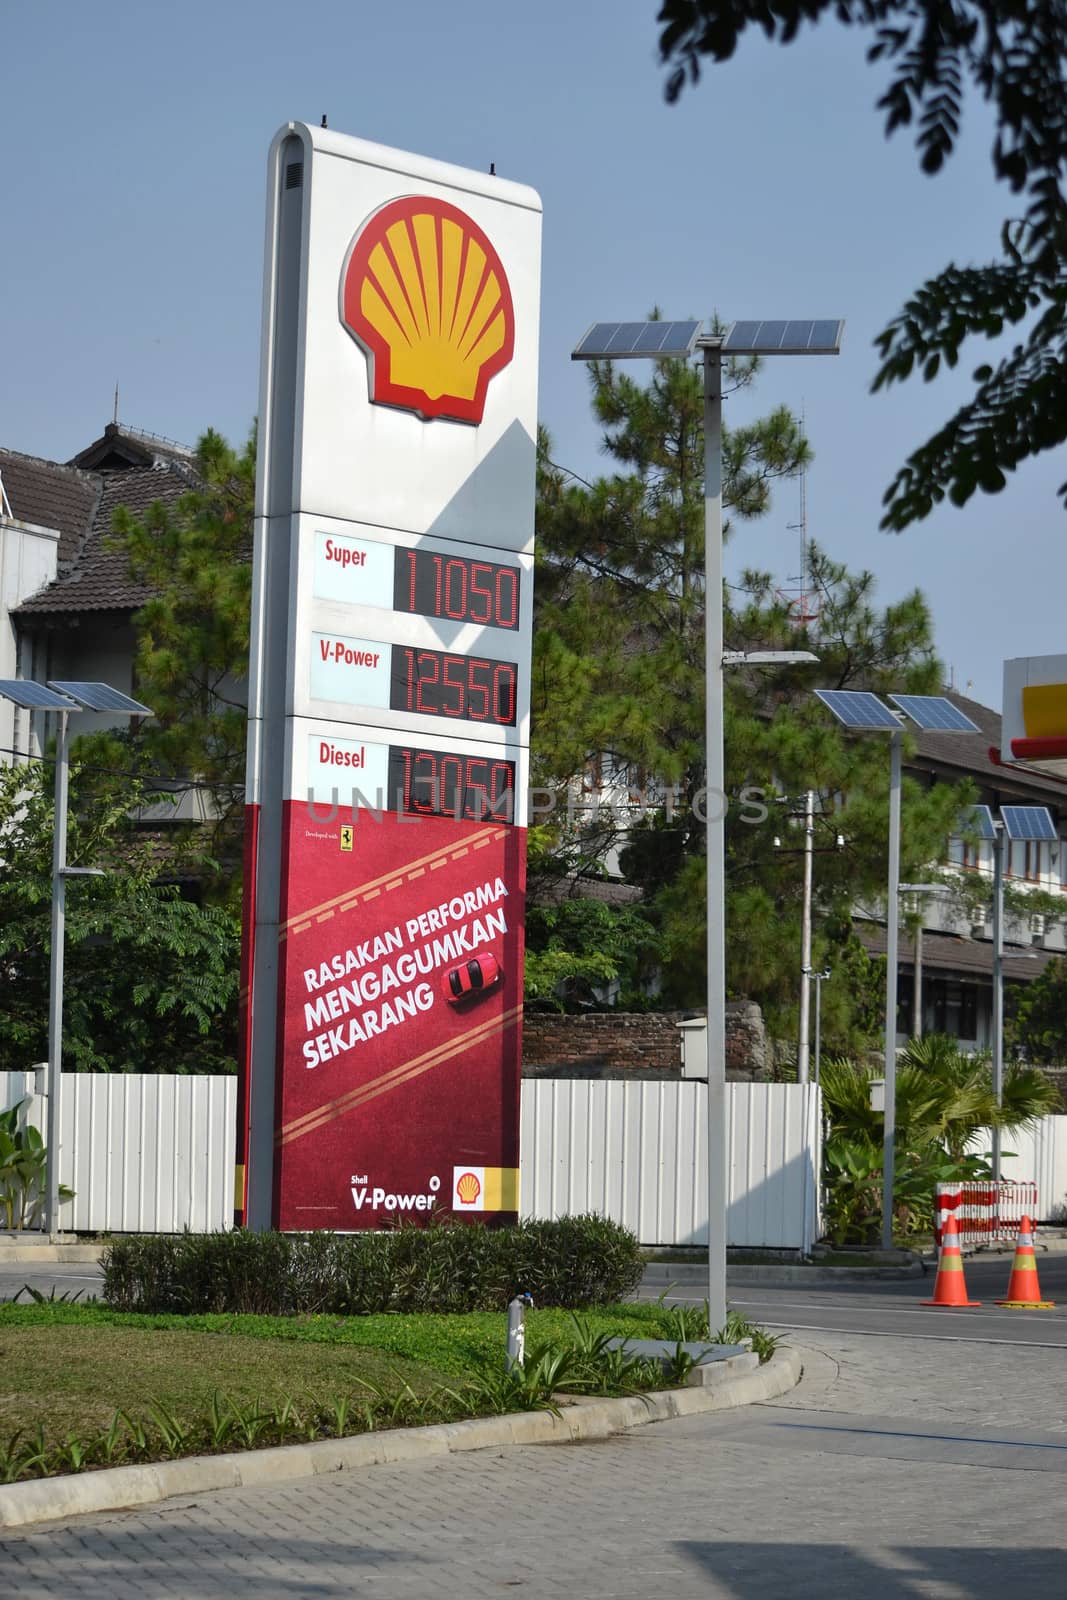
[[921, 1213, 981, 1307], [995, 1216, 1055, 1308]]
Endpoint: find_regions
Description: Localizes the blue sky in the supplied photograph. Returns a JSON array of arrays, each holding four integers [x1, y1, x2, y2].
[[4, 0, 1061, 707]]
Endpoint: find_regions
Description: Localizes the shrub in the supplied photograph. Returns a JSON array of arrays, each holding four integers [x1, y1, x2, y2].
[[0, 1102, 74, 1230], [102, 1214, 644, 1316]]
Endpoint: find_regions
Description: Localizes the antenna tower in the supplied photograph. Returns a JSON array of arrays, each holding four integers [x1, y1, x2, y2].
[[775, 455, 820, 627]]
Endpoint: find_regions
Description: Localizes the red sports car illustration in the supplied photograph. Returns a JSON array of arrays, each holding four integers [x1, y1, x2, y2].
[[442, 951, 503, 1004]]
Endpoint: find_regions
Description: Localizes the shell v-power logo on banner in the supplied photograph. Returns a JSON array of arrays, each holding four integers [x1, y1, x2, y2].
[[239, 126, 541, 1231]]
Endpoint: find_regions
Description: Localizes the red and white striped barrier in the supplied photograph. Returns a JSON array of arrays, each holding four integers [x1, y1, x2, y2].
[[934, 1181, 1039, 1246]]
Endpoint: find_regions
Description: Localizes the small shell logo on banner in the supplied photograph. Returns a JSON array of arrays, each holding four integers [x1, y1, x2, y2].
[[340, 196, 515, 424], [451, 1171, 483, 1203]]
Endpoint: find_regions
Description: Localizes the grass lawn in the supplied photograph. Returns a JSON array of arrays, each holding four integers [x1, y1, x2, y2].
[[0, 1299, 676, 1446]]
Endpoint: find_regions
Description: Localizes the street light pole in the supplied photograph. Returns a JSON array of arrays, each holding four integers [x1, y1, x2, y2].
[[44, 709, 70, 1240], [813, 969, 830, 1084], [991, 821, 1005, 1183], [798, 788, 815, 1084], [897, 883, 943, 1042], [816, 692, 981, 1252], [882, 729, 902, 1250], [0, 677, 153, 1238], [702, 341, 727, 1334], [572, 317, 843, 1334]]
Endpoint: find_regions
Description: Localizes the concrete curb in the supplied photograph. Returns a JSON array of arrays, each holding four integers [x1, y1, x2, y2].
[[642, 1261, 925, 1288], [0, 1244, 106, 1265], [0, 1346, 802, 1531], [726, 1261, 925, 1283]]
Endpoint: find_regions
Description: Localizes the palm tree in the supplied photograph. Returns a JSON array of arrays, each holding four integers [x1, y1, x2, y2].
[[900, 1036, 1059, 1161], [817, 1038, 1059, 1243]]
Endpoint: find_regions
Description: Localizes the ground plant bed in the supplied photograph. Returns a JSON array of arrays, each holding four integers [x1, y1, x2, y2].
[[0, 1299, 776, 1484]]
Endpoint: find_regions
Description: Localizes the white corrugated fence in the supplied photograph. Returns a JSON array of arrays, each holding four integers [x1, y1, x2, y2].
[[520, 1079, 823, 1250], [8, 1068, 1067, 1242], [2, 1070, 823, 1245], [976, 1121, 1067, 1221], [0, 1070, 235, 1233]]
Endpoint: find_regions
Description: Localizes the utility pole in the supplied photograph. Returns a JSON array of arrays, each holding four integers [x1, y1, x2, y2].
[[991, 821, 1005, 1182], [797, 788, 815, 1083], [44, 707, 71, 1240], [882, 730, 903, 1250], [702, 340, 727, 1334]]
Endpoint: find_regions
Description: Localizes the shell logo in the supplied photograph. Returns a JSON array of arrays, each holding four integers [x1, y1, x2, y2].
[[340, 195, 515, 425], [455, 1170, 482, 1205]]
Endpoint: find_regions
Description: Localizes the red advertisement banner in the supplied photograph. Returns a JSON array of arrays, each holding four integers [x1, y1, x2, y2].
[[269, 799, 525, 1230]]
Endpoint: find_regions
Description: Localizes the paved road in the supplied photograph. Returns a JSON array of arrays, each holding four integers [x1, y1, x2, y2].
[[0, 1262, 103, 1304], [4, 1259, 1067, 1595], [646, 1252, 1067, 1348]]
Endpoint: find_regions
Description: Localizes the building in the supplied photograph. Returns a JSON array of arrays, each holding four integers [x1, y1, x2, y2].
[[853, 691, 1067, 1050], [0, 421, 199, 768], [575, 689, 1067, 1054]]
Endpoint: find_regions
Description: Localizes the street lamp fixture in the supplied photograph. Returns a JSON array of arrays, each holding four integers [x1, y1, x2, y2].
[[573, 317, 843, 1328], [0, 678, 153, 1238], [722, 650, 820, 667]]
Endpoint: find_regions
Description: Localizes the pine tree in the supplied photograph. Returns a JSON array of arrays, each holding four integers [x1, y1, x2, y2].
[[532, 346, 972, 1044], [102, 427, 256, 868]]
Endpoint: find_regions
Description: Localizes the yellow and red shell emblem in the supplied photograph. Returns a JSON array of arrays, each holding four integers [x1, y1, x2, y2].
[[456, 1171, 482, 1205], [341, 195, 515, 425]]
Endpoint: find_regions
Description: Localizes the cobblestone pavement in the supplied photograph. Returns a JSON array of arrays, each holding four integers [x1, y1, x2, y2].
[[774, 1326, 1067, 1432], [3, 1333, 1066, 1598]]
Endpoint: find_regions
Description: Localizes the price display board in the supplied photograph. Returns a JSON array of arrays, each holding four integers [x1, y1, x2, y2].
[[240, 124, 540, 1233], [394, 549, 521, 629], [390, 648, 518, 726]]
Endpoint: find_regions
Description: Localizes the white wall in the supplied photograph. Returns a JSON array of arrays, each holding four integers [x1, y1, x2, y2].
[[0, 519, 59, 758], [48, 617, 141, 741]]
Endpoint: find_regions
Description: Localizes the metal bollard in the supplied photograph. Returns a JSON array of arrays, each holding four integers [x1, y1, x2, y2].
[[506, 1292, 533, 1371]]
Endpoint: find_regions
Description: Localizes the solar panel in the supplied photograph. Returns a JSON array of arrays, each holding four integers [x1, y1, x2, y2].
[[1000, 805, 1058, 842], [0, 679, 79, 711], [720, 318, 844, 355], [815, 689, 900, 730], [889, 695, 980, 734], [572, 320, 702, 361], [49, 682, 153, 717], [958, 804, 996, 841]]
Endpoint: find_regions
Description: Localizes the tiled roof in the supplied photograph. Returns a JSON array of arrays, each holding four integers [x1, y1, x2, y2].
[[908, 691, 1067, 804], [857, 923, 1053, 983], [530, 876, 643, 907], [0, 448, 100, 564], [70, 423, 197, 475], [11, 426, 197, 619]]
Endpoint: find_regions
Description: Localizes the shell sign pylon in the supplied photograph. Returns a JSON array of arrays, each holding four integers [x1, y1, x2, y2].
[[1002, 655, 1067, 776], [341, 196, 515, 424], [240, 123, 540, 1235]]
